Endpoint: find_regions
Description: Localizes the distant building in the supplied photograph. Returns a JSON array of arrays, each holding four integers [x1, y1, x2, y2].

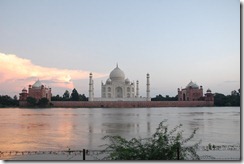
[[19, 79, 52, 102], [178, 81, 214, 101], [205, 89, 214, 101], [19, 88, 28, 101], [89, 64, 151, 101]]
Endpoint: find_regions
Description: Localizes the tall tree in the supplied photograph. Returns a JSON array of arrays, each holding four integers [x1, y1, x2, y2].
[[71, 88, 79, 101], [26, 97, 37, 106], [13, 95, 18, 100], [79, 94, 88, 101], [63, 90, 70, 101], [38, 98, 49, 107], [51, 94, 63, 101]]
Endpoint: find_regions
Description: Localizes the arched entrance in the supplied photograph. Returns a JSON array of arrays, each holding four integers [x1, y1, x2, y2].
[[183, 93, 186, 101], [115, 87, 123, 98]]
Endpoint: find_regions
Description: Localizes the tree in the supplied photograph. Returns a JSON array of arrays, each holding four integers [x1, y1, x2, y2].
[[51, 94, 63, 101], [71, 88, 79, 101], [0, 95, 19, 107], [79, 94, 88, 101], [26, 97, 37, 106], [101, 121, 200, 160], [38, 98, 49, 107], [13, 95, 18, 100], [151, 94, 178, 101], [214, 90, 240, 106], [63, 90, 70, 101]]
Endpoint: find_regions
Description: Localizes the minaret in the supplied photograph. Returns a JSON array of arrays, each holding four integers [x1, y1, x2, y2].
[[101, 81, 103, 98], [136, 80, 139, 98], [146, 73, 150, 101], [92, 79, 94, 98], [89, 73, 94, 101]]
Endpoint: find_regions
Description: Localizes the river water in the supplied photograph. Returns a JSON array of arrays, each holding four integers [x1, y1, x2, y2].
[[0, 107, 240, 160]]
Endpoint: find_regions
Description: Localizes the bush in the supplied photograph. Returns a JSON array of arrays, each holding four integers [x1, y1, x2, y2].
[[26, 97, 37, 106], [37, 98, 49, 107], [101, 121, 200, 160]]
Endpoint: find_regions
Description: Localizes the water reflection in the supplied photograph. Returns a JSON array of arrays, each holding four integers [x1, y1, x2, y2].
[[0, 107, 240, 154]]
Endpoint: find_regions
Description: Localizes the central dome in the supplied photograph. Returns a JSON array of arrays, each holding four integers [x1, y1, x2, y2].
[[109, 64, 125, 82], [32, 79, 43, 88], [186, 81, 199, 89]]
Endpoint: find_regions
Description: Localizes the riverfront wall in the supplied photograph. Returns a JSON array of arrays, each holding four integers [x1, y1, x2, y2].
[[49, 101, 214, 108], [19, 100, 214, 108]]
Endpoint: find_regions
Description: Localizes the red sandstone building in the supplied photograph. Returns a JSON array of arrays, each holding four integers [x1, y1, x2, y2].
[[19, 80, 52, 102], [178, 81, 214, 101]]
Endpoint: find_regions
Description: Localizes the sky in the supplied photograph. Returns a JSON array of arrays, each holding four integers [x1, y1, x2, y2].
[[0, 0, 240, 98]]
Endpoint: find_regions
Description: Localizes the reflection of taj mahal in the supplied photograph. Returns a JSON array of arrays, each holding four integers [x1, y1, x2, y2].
[[88, 64, 151, 101]]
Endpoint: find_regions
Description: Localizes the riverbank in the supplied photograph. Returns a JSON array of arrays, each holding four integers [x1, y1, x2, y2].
[[20, 100, 214, 108]]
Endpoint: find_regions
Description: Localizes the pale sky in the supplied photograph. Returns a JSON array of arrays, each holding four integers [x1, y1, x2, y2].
[[0, 0, 240, 98]]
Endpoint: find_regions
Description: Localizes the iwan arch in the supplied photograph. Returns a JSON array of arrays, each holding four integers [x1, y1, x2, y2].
[[88, 64, 151, 101]]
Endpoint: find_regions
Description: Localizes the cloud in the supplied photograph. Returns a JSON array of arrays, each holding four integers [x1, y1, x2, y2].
[[0, 52, 106, 95]]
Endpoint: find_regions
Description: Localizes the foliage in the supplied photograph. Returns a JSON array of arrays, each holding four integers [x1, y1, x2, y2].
[[101, 121, 200, 160], [26, 97, 50, 107], [51, 94, 63, 101], [214, 89, 240, 106], [71, 88, 79, 101], [151, 94, 178, 101], [0, 95, 19, 107], [63, 90, 70, 101], [37, 98, 49, 107], [79, 94, 88, 101], [52, 92, 88, 101], [26, 97, 37, 106]]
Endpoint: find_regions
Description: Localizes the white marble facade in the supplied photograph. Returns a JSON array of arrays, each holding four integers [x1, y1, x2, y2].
[[89, 64, 150, 101]]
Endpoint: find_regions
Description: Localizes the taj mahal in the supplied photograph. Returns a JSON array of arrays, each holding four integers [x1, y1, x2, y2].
[[19, 64, 214, 108], [88, 64, 151, 101]]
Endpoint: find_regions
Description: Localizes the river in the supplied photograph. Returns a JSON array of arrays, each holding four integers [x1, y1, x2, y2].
[[0, 107, 240, 160]]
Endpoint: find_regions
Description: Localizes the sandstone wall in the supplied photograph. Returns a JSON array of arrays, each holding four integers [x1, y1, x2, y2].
[[50, 101, 214, 108]]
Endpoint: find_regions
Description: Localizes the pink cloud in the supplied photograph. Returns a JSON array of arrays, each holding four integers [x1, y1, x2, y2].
[[0, 52, 106, 96]]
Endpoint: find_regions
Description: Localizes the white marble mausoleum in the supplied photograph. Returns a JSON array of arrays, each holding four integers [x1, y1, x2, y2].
[[88, 64, 151, 101]]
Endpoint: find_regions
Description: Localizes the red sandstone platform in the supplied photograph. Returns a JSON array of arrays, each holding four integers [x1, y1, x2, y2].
[[19, 101, 214, 108], [49, 101, 214, 108]]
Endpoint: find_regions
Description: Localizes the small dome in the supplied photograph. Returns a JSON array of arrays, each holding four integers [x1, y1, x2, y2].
[[186, 81, 199, 89], [32, 79, 43, 88], [106, 78, 112, 84], [109, 64, 125, 82], [207, 89, 211, 93], [22, 87, 27, 93], [125, 78, 130, 84]]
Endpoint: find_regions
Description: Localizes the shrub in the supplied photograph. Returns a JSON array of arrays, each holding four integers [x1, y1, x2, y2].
[[101, 121, 200, 160]]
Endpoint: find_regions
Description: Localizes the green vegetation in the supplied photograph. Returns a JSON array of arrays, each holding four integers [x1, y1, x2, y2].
[[37, 98, 49, 107], [71, 88, 79, 101], [101, 121, 200, 160], [26, 97, 50, 107], [0, 95, 19, 107], [214, 89, 240, 106], [26, 97, 37, 106], [51, 88, 88, 101], [151, 94, 178, 101], [63, 90, 70, 101]]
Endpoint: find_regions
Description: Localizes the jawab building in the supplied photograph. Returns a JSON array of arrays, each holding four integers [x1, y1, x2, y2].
[[88, 64, 151, 101], [19, 80, 52, 102]]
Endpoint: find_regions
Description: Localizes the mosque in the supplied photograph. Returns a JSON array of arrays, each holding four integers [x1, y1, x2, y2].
[[19, 80, 52, 102], [88, 64, 151, 101]]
